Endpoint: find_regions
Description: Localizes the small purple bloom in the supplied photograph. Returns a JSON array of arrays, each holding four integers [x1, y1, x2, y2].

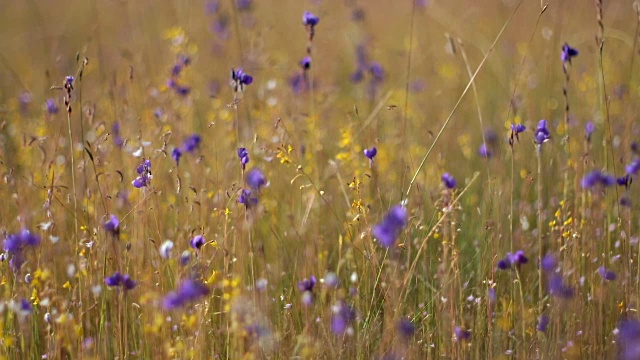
[[331, 301, 356, 335], [183, 134, 202, 153], [175, 85, 191, 96], [103, 215, 120, 236], [231, 68, 253, 92], [172, 148, 182, 166], [236, 0, 252, 11], [497, 250, 528, 270], [541, 254, 558, 272], [3, 234, 21, 254], [297, 276, 317, 292], [45, 99, 59, 114], [133, 160, 152, 188], [454, 326, 471, 341], [65, 76, 75, 87], [534, 120, 551, 145], [238, 147, 249, 170], [510, 123, 526, 143], [537, 315, 550, 332], [190, 235, 206, 250], [20, 298, 33, 313], [626, 159, 640, 175], [105, 272, 123, 287], [369, 62, 384, 82], [300, 56, 311, 70], [561, 43, 579, 64], [246, 168, 266, 190], [122, 274, 137, 290], [163, 279, 210, 310], [618, 174, 631, 188], [598, 266, 616, 281], [302, 11, 320, 27], [238, 189, 258, 208], [171, 64, 183, 77], [618, 318, 640, 360], [547, 273, 574, 299], [478, 143, 493, 158], [363, 147, 377, 161], [397, 319, 415, 338], [441, 173, 456, 189], [18, 229, 40, 247], [112, 122, 124, 147], [372, 205, 408, 248], [487, 288, 497, 304], [581, 170, 615, 189], [585, 121, 595, 142]]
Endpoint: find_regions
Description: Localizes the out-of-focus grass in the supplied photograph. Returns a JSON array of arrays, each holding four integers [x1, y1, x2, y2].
[[0, 0, 639, 358]]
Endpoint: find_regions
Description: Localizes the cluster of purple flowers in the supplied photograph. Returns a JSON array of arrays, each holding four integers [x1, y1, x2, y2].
[[171, 134, 202, 167], [167, 55, 191, 96], [598, 265, 616, 281], [105, 271, 137, 290], [132, 159, 152, 188], [297, 275, 316, 306], [372, 205, 408, 248], [238, 147, 249, 170], [163, 279, 210, 310], [2, 229, 41, 271], [238, 168, 266, 208], [581, 170, 615, 189], [497, 250, 528, 270]]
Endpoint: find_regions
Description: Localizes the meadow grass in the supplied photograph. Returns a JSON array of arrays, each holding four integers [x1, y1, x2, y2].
[[1, 0, 640, 358]]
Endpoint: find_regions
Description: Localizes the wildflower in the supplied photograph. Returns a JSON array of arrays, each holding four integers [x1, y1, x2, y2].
[[238, 189, 258, 208], [113, 122, 124, 147], [45, 99, 59, 114], [363, 147, 377, 161], [547, 273, 574, 299], [231, 68, 253, 92], [300, 56, 311, 70], [331, 301, 356, 335], [561, 43, 579, 64], [618, 317, 640, 360], [581, 170, 615, 189], [246, 168, 266, 190], [159, 240, 174, 259], [617, 174, 631, 188], [478, 143, 493, 158], [621, 196, 632, 207], [540, 254, 558, 272], [238, 147, 249, 170], [183, 134, 202, 153], [20, 298, 33, 314], [65, 76, 75, 88], [487, 288, 497, 304], [397, 319, 415, 338], [585, 121, 595, 142], [122, 274, 137, 290], [190, 235, 206, 250], [598, 266, 616, 281], [372, 205, 408, 248], [236, 0, 252, 11], [441, 173, 456, 189], [534, 120, 551, 145], [497, 250, 528, 270], [302, 11, 320, 27], [132, 159, 152, 188], [103, 215, 120, 236], [180, 251, 191, 266], [172, 148, 182, 166], [626, 159, 640, 175], [537, 315, 550, 332], [163, 279, 210, 310], [298, 276, 316, 306], [369, 62, 384, 82], [17, 229, 40, 247], [105, 272, 123, 287], [454, 326, 471, 341], [323, 272, 339, 288], [175, 85, 191, 96], [510, 123, 526, 143]]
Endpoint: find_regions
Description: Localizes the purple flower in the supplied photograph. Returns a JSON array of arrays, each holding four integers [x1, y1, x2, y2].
[[238, 189, 258, 208], [561, 43, 579, 64], [534, 120, 551, 145], [441, 173, 456, 189], [18, 229, 40, 247], [540, 254, 558, 273], [510, 123, 526, 143], [65, 76, 75, 87], [172, 148, 182, 166], [45, 99, 59, 114], [372, 205, 408, 248], [397, 319, 415, 338], [236, 0, 252, 11], [297, 276, 317, 292], [246, 168, 266, 190], [112, 122, 124, 147], [454, 326, 471, 341], [300, 56, 312, 70], [331, 301, 356, 335], [478, 143, 493, 158], [618, 174, 631, 188], [132, 160, 152, 188], [598, 266, 616, 281], [626, 159, 640, 175], [171, 64, 183, 77], [103, 215, 120, 236], [183, 134, 202, 152], [238, 147, 249, 170], [3, 234, 22, 254], [302, 11, 320, 27], [20, 298, 33, 313], [487, 288, 497, 304], [363, 147, 377, 161], [231, 68, 253, 92], [175, 85, 191, 96], [190, 235, 206, 250], [163, 279, 210, 310], [581, 170, 615, 189], [618, 318, 640, 360], [369, 62, 384, 82], [105, 272, 123, 287], [497, 250, 528, 270], [537, 315, 550, 332], [122, 274, 137, 290], [585, 121, 595, 142], [547, 273, 574, 299]]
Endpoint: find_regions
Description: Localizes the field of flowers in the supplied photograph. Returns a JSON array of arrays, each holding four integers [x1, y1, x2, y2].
[[1, 0, 640, 358]]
